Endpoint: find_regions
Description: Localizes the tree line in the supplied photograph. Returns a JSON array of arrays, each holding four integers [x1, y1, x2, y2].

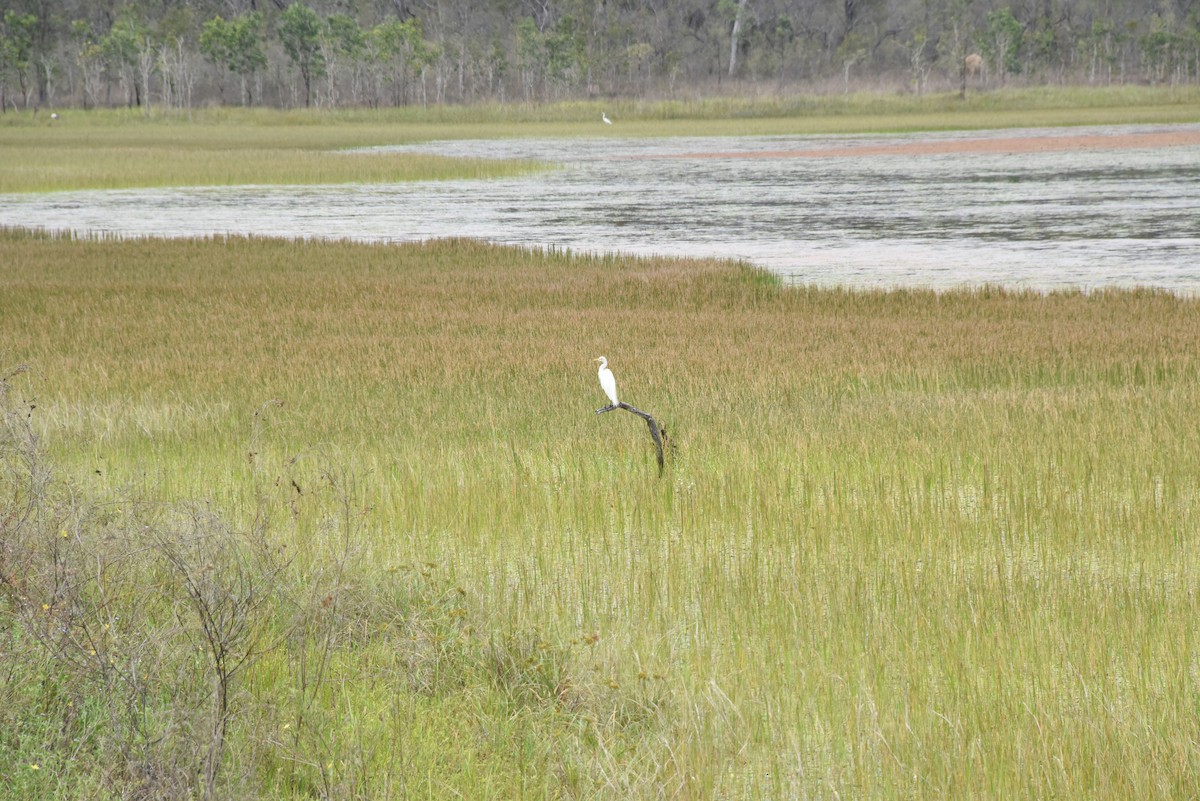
[[2, 0, 1198, 111]]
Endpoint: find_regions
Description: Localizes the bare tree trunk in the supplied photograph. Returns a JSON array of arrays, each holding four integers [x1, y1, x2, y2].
[[728, 0, 748, 78]]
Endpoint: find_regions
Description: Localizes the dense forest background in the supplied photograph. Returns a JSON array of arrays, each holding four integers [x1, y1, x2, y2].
[[2, 0, 1199, 111]]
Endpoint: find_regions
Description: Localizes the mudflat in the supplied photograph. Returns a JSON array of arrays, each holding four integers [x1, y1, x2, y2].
[[651, 127, 1200, 160]]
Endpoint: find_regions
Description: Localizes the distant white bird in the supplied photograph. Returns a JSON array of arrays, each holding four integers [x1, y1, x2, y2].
[[50, 112, 58, 120], [602, 112, 612, 125], [594, 356, 619, 406]]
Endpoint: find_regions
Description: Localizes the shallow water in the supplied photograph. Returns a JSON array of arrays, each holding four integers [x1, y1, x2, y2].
[[3, 123, 1199, 292]]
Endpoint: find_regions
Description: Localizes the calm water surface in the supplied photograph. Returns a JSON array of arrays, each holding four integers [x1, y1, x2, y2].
[[4, 123, 1199, 291]]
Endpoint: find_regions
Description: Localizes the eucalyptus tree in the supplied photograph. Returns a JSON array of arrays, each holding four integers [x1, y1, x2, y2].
[[67, 19, 104, 109], [367, 17, 438, 106], [100, 12, 153, 107], [1, 10, 39, 109], [156, 5, 199, 110], [0, 0, 58, 107], [199, 12, 266, 105], [541, 14, 586, 97], [983, 7, 1023, 84], [514, 15, 542, 98], [278, 3, 325, 107], [725, 0, 749, 76], [323, 13, 365, 106]]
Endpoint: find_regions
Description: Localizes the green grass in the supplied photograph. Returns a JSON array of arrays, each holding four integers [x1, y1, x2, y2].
[[3, 85, 1199, 192], [3, 229, 1199, 798], [0, 118, 545, 193]]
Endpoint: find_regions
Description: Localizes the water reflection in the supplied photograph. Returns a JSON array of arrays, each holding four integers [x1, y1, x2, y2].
[[3, 124, 1199, 292]]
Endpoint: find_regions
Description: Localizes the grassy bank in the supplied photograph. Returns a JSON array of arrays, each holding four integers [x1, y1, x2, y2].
[[2, 85, 1198, 193], [3, 229, 1199, 799], [0, 120, 543, 194]]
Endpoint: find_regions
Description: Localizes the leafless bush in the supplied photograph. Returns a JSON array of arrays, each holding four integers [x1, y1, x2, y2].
[[1, 366, 289, 800]]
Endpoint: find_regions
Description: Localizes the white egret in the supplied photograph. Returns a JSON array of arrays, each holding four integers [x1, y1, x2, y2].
[[594, 356, 619, 406], [602, 112, 612, 125]]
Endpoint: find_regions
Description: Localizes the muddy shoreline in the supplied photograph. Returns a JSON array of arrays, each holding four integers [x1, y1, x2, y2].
[[642, 128, 1200, 160]]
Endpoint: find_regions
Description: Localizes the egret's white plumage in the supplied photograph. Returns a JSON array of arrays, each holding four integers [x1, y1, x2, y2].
[[602, 112, 612, 125], [595, 356, 618, 406]]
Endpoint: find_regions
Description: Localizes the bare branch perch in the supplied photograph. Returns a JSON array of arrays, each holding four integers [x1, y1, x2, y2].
[[595, 401, 666, 475]]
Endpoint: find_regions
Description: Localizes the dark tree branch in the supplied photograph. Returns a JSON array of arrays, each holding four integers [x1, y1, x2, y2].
[[595, 401, 666, 475]]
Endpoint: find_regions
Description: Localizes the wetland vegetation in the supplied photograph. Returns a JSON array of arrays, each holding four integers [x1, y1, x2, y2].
[[2, 85, 1200, 192], [3, 227, 1199, 799]]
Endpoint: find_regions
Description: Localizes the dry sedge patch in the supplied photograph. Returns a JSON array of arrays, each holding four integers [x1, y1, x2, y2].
[[3, 229, 1200, 799]]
